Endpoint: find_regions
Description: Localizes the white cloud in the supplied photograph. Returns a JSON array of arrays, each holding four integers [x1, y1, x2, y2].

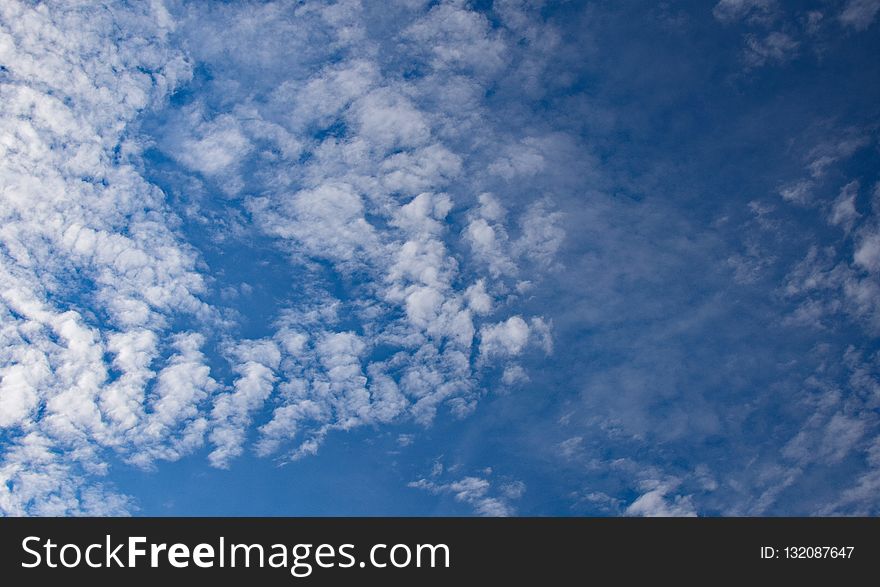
[[515, 201, 565, 266], [174, 111, 253, 176], [409, 468, 525, 516], [0, 0, 216, 514], [352, 88, 430, 151], [854, 232, 880, 273], [208, 339, 281, 468], [829, 181, 861, 233], [743, 31, 799, 68], [501, 364, 529, 386], [839, 0, 880, 30], [558, 436, 585, 460], [779, 131, 880, 335], [129, 333, 217, 468], [284, 59, 380, 131], [381, 145, 462, 195], [480, 316, 531, 357], [0, 0, 565, 512], [780, 180, 813, 205], [402, 1, 508, 77], [464, 194, 517, 277], [712, 0, 775, 24], [806, 132, 871, 179], [488, 139, 546, 180], [625, 479, 697, 517], [249, 183, 380, 264], [825, 436, 880, 514]]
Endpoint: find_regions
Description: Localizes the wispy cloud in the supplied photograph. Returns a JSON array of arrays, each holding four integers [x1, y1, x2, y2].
[[409, 464, 525, 517], [840, 0, 880, 30]]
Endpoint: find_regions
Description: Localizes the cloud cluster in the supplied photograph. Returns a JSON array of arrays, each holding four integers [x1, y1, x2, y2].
[[840, 0, 880, 30], [408, 462, 525, 516], [778, 128, 880, 335], [715, 118, 880, 514], [0, 0, 223, 514], [625, 479, 697, 517], [713, 0, 878, 71], [0, 0, 563, 513], [155, 0, 564, 464]]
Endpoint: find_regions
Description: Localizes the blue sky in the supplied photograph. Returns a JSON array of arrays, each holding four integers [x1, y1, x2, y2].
[[1, 0, 879, 516]]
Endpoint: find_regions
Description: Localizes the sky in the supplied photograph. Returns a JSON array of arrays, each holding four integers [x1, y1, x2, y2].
[[0, 0, 879, 517]]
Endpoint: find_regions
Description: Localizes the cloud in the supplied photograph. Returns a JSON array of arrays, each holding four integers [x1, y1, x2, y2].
[[154, 0, 565, 463], [173, 110, 253, 177], [828, 181, 861, 233], [777, 131, 880, 336], [488, 140, 546, 180], [839, 0, 880, 30], [825, 436, 880, 515], [625, 479, 697, 517], [401, 1, 508, 78], [501, 364, 529, 386], [0, 0, 873, 521], [409, 467, 525, 516], [248, 183, 380, 265], [712, 0, 775, 25], [780, 180, 814, 205], [479, 316, 531, 357], [558, 436, 585, 460], [0, 0, 224, 514], [743, 31, 799, 68], [806, 132, 872, 179], [208, 339, 281, 468], [353, 88, 431, 151]]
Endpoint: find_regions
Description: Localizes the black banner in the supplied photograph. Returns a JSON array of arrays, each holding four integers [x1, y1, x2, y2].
[[0, 518, 876, 583]]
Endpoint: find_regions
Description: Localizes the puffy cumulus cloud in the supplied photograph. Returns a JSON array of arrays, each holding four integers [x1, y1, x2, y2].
[[160, 100, 304, 197], [207, 339, 281, 468], [501, 364, 529, 386], [401, 0, 508, 78], [148, 0, 564, 463], [408, 465, 525, 516], [0, 431, 134, 516], [127, 333, 218, 468], [479, 316, 531, 357], [515, 201, 566, 268], [0, 0, 566, 513], [464, 193, 564, 279], [464, 194, 517, 278], [173, 110, 253, 177], [0, 0, 228, 514], [352, 88, 431, 151], [248, 183, 381, 266], [488, 139, 546, 181]]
